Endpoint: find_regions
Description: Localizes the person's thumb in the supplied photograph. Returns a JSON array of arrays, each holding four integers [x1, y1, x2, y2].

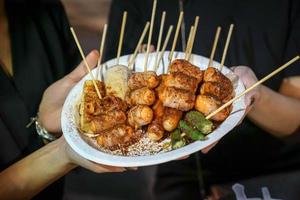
[[66, 50, 100, 83]]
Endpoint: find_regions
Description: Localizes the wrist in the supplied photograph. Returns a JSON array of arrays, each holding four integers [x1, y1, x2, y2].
[[56, 137, 78, 170], [248, 85, 266, 116]]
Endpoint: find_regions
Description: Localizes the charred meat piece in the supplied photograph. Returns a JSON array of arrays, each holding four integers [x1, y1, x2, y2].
[[200, 81, 233, 101], [128, 71, 159, 90], [169, 59, 203, 83], [82, 110, 127, 134], [96, 124, 141, 150], [163, 72, 199, 93], [203, 67, 232, 86], [195, 95, 231, 121], [128, 105, 154, 129], [147, 100, 165, 141], [126, 87, 156, 106], [158, 87, 195, 111], [162, 107, 183, 132], [83, 80, 106, 98]]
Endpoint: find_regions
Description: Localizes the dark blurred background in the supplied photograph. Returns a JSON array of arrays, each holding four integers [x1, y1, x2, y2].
[[62, 0, 110, 53]]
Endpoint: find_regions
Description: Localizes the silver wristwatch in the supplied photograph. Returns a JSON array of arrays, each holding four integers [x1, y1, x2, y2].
[[27, 116, 57, 142]]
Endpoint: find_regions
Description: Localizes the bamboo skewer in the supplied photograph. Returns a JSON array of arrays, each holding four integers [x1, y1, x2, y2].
[[143, 0, 157, 72], [168, 11, 184, 63], [206, 55, 300, 120], [220, 24, 234, 71], [154, 25, 174, 71], [128, 22, 150, 70], [96, 24, 108, 80], [154, 11, 166, 70], [187, 16, 200, 61], [184, 26, 194, 60], [208, 26, 221, 67], [70, 27, 102, 99], [116, 11, 127, 65]]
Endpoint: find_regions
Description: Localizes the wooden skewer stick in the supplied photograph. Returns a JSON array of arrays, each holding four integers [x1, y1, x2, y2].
[[208, 26, 221, 67], [70, 27, 102, 99], [220, 24, 234, 71], [154, 11, 166, 70], [128, 22, 150, 70], [143, 0, 157, 72], [168, 11, 184, 63], [187, 16, 200, 61], [116, 11, 127, 65], [96, 24, 108, 80], [154, 25, 174, 71], [184, 26, 194, 60], [206, 55, 300, 120]]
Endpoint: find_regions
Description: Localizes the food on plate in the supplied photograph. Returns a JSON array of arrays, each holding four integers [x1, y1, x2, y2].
[[128, 71, 159, 90], [169, 59, 203, 83], [200, 81, 233, 101], [184, 111, 213, 134], [126, 87, 156, 106], [163, 72, 199, 93], [96, 124, 141, 150], [162, 107, 183, 132], [128, 105, 154, 128], [147, 100, 165, 141], [77, 59, 235, 153], [195, 95, 231, 121], [104, 65, 131, 99]]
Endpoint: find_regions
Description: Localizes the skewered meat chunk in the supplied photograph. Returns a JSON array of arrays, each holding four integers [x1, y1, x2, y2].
[[86, 110, 127, 134], [204, 67, 232, 85], [163, 72, 199, 93], [162, 107, 183, 132], [158, 87, 195, 111], [195, 95, 231, 121], [128, 71, 159, 90], [84, 95, 127, 116], [169, 59, 203, 83], [200, 81, 233, 101], [147, 100, 165, 141], [83, 80, 106, 98], [128, 105, 154, 128], [147, 120, 165, 141], [96, 124, 139, 150], [126, 87, 156, 106]]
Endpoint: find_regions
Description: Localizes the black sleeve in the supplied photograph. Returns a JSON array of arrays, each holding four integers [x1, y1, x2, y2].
[[104, 0, 149, 61], [283, 0, 300, 77]]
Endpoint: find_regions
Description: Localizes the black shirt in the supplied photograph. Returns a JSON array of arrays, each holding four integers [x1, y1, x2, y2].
[[0, 0, 80, 199], [105, 0, 300, 192]]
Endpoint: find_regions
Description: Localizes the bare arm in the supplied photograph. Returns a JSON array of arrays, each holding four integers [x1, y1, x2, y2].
[[0, 138, 74, 200], [248, 77, 300, 137]]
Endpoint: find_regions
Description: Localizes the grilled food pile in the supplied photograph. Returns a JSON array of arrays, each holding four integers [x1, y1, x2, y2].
[[78, 59, 234, 153]]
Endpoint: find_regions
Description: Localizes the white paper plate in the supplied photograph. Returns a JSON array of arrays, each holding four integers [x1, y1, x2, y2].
[[61, 51, 246, 167]]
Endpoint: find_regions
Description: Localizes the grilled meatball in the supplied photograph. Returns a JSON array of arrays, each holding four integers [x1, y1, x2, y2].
[[195, 95, 231, 121], [126, 87, 156, 106], [147, 100, 165, 141], [162, 107, 183, 132], [128, 71, 159, 90], [128, 105, 154, 128]]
